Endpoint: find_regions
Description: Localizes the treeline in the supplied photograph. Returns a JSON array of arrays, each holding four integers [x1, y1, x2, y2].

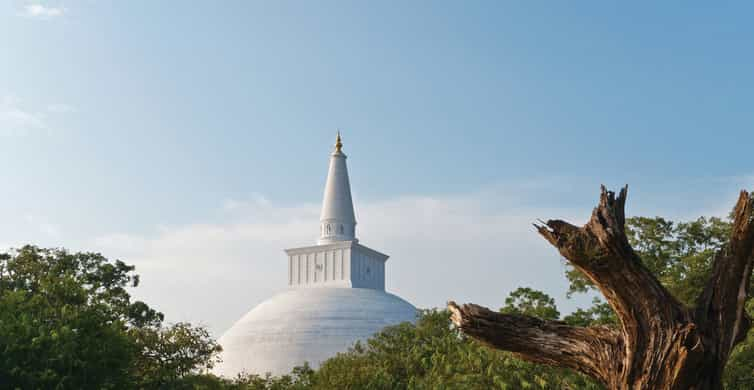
[[1, 215, 752, 389]]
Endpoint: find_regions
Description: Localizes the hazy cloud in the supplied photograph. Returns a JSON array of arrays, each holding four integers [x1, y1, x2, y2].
[[0, 95, 75, 135], [21, 4, 66, 19], [24, 215, 62, 239], [60, 178, 754, 336], [47, 103, 77, 113], [90, 186, 593, 336], [0, 95, 47, 135]]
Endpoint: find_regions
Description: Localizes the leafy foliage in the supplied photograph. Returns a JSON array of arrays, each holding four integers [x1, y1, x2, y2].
[[563, 215, 753, 389], [500, 287, 560, 320], [212, 365, 316, 390], [131, 322, 222, 387], [564, 216, 732, 304], [563, 297, 617, 327], [724, 299, 754, 388], [312, 309, 601, 390], [0, 245, 221, 389]]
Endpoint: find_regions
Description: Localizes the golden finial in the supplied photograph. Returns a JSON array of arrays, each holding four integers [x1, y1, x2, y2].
[[335, 131, 343, 153]]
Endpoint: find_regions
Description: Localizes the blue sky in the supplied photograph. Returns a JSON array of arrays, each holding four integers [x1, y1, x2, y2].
[[1, 1, 753, 335]]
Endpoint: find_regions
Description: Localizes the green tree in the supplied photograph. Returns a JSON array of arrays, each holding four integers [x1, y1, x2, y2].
[[562, 215, 754, 388], [724, 299, 754, 388], [0, 245, 221, 389], [313, 306, 600, 389], [564, 216, 732, 305], [500, 287, 560, 320], [198, 365, 316, 390], [131, 322, 222, 388], [450, 189, 754, 388], [562, 297, 616, 327]]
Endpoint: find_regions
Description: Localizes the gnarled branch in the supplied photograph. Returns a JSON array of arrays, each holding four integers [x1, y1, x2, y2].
[[535, 186, 694, 386], [449, 185, 729, 388], [447, 301, 621, 386], [536, 187, 686, 326], [696, 191, 754, 365]]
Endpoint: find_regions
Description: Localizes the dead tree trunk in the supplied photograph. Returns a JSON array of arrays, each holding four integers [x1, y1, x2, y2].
[[448, 187, 754, 389]]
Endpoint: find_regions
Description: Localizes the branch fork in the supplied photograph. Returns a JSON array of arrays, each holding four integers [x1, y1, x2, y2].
[[449, 186, 754, 389]]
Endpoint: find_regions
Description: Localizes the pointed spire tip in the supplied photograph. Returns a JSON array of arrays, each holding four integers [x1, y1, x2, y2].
[[334, 130, 343, 153]]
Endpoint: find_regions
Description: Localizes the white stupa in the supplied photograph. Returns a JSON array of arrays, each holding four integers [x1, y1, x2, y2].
[[214, 133, 417, 377]]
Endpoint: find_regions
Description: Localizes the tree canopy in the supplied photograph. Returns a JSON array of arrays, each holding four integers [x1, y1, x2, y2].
[[0, 246, 221, 389], [2, 205, 752, 389]]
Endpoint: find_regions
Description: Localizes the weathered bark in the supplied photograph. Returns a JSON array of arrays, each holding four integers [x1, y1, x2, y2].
[[447, 302, 622, 386], [694, 191, 754, 386], [449, 186, 754, 389]]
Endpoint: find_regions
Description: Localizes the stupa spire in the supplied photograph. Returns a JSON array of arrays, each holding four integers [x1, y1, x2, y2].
[[334, 131, 343, 153], [318, 132, 357, 244]]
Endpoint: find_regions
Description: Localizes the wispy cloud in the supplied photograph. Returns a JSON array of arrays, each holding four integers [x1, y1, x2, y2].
[[47, 103, 76, 113], [0, 174, 738, 336], [0, 95, 47, 135], [84, 177, 748, 336], [89, 186, 593, 336], [0, 95, 76, 135], [24, 215, 61, 239], [21, 4, 66, 20]]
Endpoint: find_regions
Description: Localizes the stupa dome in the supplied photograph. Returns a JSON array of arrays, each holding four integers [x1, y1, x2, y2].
[[214, 287, 416, 377], [214, 134, 416, 377]]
